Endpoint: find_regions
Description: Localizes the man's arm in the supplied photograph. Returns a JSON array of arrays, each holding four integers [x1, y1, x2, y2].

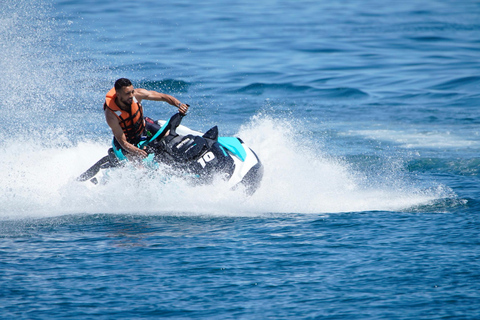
[[134, 88, 189, 114], [104, 108, 148, 158]]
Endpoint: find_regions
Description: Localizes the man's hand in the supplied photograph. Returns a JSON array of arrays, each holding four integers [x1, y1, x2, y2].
[[130, 146, 148, 158], [178, 103, 189, 115]]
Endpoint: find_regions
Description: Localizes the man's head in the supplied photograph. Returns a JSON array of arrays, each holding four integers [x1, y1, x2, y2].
[[114, 78, 132, 91], [114, 78, 134, 106]]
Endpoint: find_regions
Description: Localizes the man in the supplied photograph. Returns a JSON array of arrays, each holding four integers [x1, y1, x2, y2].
[[104, 78, 189, 160]]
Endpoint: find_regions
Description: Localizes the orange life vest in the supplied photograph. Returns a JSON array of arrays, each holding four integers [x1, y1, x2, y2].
[[104, 87, 145, 143]]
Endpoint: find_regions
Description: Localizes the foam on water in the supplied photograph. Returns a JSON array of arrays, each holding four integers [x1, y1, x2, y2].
[[347, 128, 480, 149], [0, 114, 452, 220], [237, 115, 451, 213]]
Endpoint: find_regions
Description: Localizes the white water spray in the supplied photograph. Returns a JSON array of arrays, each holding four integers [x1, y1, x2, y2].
[[0, 114, 450, 220]]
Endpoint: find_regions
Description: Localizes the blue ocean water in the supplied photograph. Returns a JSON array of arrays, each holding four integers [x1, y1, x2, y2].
[[1, 0, 479, 318]]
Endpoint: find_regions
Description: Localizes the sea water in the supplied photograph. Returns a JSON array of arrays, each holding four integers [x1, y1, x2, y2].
[[0, 0, 479, 319]]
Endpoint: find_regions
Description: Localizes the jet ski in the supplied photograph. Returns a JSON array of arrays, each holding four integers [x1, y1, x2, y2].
[[77, 113, 263, 195]]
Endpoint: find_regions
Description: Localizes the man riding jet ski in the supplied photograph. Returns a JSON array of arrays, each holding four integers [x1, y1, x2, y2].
[[77, 79, 263, 195], [103, 78, 189, 161]]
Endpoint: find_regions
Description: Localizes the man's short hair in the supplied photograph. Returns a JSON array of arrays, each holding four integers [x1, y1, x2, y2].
[[114, 78, 132, 91]]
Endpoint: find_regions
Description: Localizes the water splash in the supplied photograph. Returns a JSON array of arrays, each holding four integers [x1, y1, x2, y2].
[[236, 114, 451, 213], [0, 114, 452, 220], [0, 0, 103, 140]]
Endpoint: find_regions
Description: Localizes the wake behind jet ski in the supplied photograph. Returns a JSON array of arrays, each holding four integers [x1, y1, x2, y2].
[[77, 113, 263, 195]]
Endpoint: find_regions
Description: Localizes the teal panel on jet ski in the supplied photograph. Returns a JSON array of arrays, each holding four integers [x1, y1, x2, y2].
[[218, 137, 246, 162], [112, 140, 127, 160], [143, 153, 159, 169]]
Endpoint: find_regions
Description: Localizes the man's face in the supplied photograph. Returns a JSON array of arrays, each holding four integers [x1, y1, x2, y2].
[[117, 85, 135, 106]]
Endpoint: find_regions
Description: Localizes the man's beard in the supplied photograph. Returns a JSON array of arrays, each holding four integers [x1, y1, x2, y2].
[[120, 97, 133, 106]]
